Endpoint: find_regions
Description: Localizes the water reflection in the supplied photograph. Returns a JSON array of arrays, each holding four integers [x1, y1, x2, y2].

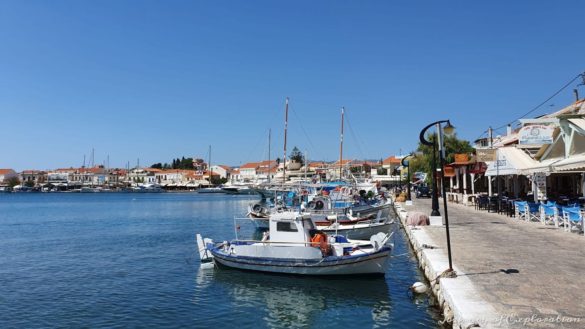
[[197, 267, 392, 328]]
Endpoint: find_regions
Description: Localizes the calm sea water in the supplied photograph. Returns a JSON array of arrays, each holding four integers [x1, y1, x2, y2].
[[0, 193, 440, 328]]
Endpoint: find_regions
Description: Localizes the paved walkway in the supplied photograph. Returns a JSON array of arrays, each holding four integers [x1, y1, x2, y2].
[[403, 198, 585, 328]]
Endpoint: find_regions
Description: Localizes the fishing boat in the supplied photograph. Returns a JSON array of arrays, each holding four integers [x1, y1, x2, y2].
[[246, 188, 391, 230], [312, 210, 394, 240], [196, 211, 393, 275]]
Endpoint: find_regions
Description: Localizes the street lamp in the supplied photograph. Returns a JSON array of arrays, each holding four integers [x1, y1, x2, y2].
[[401, 154, 413, 201], [419, 124, 441, 216], [419, 120, 455, 272]]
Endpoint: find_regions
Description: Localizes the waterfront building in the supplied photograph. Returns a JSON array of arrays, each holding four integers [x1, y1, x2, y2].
[[209, 165, 233, 180], [237, 160, 277, 183], [70, 166, 108, 186], [20, 170, 47, 186], [0, 169, 18, 183], [107, 169, 127, 187], [127, 168, 159, 185], [446, 98, 585, 204]]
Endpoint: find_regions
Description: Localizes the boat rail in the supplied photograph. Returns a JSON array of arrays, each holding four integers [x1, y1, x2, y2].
[[231, 239, 314, 246]]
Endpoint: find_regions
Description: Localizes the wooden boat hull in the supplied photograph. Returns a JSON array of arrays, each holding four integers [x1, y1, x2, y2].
[[210, 247, 391, 275]]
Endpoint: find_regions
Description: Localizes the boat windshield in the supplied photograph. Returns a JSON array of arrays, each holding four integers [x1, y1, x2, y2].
[[302, 218, 315, 230]]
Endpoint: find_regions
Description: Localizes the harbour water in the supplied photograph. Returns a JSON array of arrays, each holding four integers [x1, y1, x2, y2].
[[0, 193, 440, 328]]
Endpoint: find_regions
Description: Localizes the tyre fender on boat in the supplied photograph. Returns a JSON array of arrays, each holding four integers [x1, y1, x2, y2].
[[252, 203, 263, 213], [314, 200, 324, 210]]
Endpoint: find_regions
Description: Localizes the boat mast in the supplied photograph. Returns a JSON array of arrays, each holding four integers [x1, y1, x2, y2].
[[304, 150, 308, 182], [268, 128, 271, 184], [339, 107, 344, 180], [209, 145, 212, 187], [283, 97, 289, 186]]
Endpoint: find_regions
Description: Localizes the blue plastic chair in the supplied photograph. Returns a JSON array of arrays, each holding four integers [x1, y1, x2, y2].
[[561, 207, 583, 234], [540, 203, 559, 227], [525, 202, 541, 222], [514, 201, 527, 220]]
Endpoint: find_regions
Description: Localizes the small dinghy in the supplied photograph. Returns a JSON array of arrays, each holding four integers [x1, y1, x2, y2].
[[197, 211, 393, 276]]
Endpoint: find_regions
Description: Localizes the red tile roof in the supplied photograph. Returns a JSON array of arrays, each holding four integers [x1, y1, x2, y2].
[[383, 156, 401, 165], [308, 161, 327, 168], [240, 162, 259, 169]]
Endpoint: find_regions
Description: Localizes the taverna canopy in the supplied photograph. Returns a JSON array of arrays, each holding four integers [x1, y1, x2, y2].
[[485, 147, 538, 176]]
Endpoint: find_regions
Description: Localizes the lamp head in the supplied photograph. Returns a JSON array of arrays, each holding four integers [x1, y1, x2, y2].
[[443, 121, 455, 135]]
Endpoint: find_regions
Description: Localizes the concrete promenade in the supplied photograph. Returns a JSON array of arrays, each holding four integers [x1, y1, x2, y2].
[[399, 198, 585, 329]]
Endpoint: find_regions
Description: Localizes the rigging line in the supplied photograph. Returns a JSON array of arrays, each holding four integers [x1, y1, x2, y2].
[[241, 126, 268, 166], [289, 103, 318, 156], [491, 73, 583, 131], [474, 130, 488, 141], [344, 110, 368, 160]]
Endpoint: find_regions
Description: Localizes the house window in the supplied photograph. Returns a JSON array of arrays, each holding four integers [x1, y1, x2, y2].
[[276, 221, 298, 232]]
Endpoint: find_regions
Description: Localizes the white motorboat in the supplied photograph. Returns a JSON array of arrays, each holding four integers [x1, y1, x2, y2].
[[312, 210, 394, 240], [197, 187, 225, 193], [133, 183, 165, 193], [197, 211, 393, 276]]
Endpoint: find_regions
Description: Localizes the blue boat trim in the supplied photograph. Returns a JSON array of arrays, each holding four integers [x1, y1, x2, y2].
[[209, 246, 391, 268]]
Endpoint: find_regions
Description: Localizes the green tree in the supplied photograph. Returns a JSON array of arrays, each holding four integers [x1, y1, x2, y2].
[[409, 133, 474, 183], [289, 147, 304, 165], [6, 176, 20, 188], [150, 163, 163, 169]]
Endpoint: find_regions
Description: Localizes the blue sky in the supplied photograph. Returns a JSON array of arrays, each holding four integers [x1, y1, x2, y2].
[[1, 1, 584, 171]]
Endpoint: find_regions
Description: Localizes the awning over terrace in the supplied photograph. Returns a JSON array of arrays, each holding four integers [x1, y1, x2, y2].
[[485, 147, 538, 176]]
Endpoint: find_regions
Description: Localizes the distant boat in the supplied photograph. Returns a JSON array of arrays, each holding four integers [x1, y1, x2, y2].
[[197, 187, 225, 194], [221, 183, 257, 195], [132, 184, 165, 193], [197, 210, 393, 276]]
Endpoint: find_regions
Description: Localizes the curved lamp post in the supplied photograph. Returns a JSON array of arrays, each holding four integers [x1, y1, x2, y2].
[[401, 154, 413, 201], [419, 124, 441, 216], [419, 120, 455, 272]]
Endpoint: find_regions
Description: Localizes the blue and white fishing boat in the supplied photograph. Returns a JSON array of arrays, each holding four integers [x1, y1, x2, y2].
[[196, 211, 393, 275]]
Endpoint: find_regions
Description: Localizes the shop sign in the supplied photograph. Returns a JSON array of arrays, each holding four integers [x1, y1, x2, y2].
[[534, 172, 547, 201], [518, 125, 554, 145], [476, 148, 496, 162]]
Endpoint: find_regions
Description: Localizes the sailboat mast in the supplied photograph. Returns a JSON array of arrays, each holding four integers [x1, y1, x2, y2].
[[268, 128, 271, 184], [283, 97, 289, 186], [339, 107, 344, 180], [209, 145, 212, 186]]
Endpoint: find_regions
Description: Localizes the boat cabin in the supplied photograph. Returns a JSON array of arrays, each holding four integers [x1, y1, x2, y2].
[[268, 212, 315, 245]]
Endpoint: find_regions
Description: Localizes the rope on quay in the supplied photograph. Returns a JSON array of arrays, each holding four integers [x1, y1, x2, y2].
[[430, 268, 458, 284]]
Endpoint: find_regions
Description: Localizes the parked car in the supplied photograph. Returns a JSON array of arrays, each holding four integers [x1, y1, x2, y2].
[[416, 185, 431, 198]]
